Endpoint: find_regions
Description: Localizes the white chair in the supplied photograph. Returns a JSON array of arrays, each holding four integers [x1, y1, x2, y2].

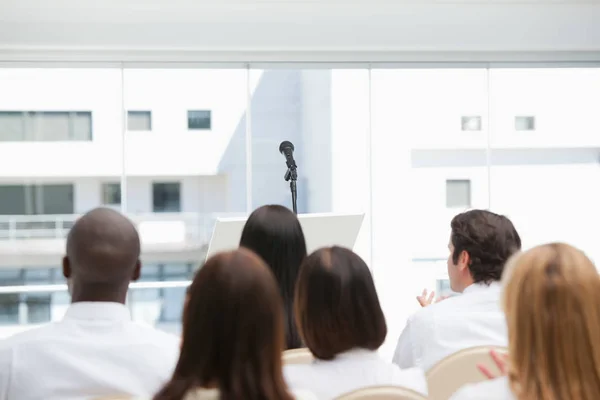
[[283, 348, 314, 365], [426, 345, 508, 400], [335, 386, 427, 400]]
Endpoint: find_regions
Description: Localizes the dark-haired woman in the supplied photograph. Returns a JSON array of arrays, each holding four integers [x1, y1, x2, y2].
[[240, 205, 307, 350], [286, 246, 427, 399]]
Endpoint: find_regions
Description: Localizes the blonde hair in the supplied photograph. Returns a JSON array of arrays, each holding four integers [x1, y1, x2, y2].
[[503, 243, 600, 400]]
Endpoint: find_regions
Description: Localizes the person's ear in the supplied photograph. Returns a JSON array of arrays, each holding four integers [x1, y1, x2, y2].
[[131, 260, 141, 281], [459, 250, 471, 271], [62, 256, 71, 279]]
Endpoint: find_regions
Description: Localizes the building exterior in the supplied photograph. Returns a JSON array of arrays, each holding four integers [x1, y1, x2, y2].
[[1, 67, 599, 352]]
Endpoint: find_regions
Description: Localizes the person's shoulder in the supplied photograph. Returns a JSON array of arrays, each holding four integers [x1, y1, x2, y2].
[[409, 295, 463, 322], [128, 322, 181, 347], [450, 377, 513, 400], [0, 322, 62, 349]]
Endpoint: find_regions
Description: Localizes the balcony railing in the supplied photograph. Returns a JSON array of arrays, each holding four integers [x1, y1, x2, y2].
[[0, 212, 244, 245]]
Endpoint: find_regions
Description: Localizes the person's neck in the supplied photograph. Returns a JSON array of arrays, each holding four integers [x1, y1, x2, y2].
[[70, 283, 128, 304]]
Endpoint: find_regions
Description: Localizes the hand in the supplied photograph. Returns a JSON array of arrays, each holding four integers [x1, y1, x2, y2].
[[416, 289, 448, 307], [478, 349, 509, 379]]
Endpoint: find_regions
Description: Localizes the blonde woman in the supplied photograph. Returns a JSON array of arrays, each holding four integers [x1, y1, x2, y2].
[[451, 242, 600, 400]]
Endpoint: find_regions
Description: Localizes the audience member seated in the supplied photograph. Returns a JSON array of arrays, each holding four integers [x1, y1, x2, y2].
[[451, 242, 600, 400], [393, 210, 521, 370], [0, 208, 180, 400], [240, 204, 307, 350], [153, 249, 315, 400], [285, 246, 427, 399]]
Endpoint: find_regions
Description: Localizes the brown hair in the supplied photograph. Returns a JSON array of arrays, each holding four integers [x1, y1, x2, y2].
[[451, 209, 521, 284], [294, 246, 386, 360], [503, 243, 600, 400], [154, 249, 294, 400]]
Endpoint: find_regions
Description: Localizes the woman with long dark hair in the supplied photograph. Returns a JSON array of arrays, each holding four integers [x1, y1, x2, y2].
[[153, 249, 314, 400], [239, 205, 307, 350]]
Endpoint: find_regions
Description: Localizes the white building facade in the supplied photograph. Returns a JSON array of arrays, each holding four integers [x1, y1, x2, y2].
[[0, 67, 599, 357]]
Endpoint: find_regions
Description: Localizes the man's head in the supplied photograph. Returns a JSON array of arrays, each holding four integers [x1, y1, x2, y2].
[[447, 209, 521, 293], [63, 207, 141, 303]]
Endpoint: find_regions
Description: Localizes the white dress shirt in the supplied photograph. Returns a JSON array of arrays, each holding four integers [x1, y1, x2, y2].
[[0, 302, 180, 400], [284, 348, 427, 399], [450, 377, 514, 400], [393, 282, 507, 371]]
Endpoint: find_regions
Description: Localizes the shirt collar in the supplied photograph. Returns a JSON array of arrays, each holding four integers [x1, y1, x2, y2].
[[64, 302, 131, 321], [325, 348, 381, 362], [463, 281, 500, 295]]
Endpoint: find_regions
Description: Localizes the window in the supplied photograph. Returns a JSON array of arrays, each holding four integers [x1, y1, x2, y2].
[[127, 111, 152, 131], [187, 110, 211, 130], [436, 279, 456, 298], [515, 116, 535, 131], [102, 183, 121, 206], [0, 112, 25, 141], [461, 116, 482, 131], [0, 184, 74, 215], [0, 111, 92, 141], [446, 180, 471, 208], [152, 182, 181, 212]]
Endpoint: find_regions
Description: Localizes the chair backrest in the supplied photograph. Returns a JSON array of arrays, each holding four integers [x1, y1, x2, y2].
[[335, 386, 427, 400], [426, 345, 508, 400], [283, 348, 314, 365]]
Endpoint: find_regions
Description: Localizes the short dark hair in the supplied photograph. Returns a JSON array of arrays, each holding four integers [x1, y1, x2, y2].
[[240, 205, 307, 350], [451, 209, 521, 284], [154, 249, 293, 400], [295, 246, 387, 360]]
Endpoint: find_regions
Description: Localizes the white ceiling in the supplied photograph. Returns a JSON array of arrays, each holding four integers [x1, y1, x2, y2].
[[1, 0, 599, 62]]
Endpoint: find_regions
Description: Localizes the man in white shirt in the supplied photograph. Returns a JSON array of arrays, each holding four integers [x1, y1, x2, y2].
[[393, 209, 521, 371], [0, 208, 180, 400]]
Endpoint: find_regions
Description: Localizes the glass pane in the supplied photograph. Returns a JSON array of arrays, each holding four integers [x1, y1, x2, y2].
[[489, 68, 600, 262], [371, 69, 489, 356], [123, 69, 248, 333], [152, 182, 181, 212], [25, 294, 52, 324], [187, 110, 211, 130], [0, 112, 25, 141], [127, 111, 152, 131], [31, 112, 71, 141], [71, 112, 93, 140], [0, 294, 19, 326], [446, 180, 471, 208], [0, 185, 27, 215], [101, 183, 121, 206], [0, 68, 123, 336], [39, 184, 74, 215], [248, 68, 371, 258]]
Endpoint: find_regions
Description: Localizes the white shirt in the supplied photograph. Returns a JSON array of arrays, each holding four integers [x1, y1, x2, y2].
[[0, 302, 180, 400], [450, 377, 514, 400], [284, 348, 428, 399], [393, 282, 507, 371]]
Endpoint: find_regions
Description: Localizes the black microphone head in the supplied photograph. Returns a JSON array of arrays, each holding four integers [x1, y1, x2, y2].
[[279, 141, 294, 154]]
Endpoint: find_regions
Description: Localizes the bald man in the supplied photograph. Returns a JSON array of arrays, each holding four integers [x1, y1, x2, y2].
[[0, 208, 180, 400]]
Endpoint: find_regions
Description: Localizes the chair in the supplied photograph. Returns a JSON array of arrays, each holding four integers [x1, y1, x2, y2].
[[426, 345, 508, 400], [283, 348, 314, 365], [335, 386, 427, 400]]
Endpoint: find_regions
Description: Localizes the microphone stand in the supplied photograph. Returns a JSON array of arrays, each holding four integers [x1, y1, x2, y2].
[[284, 164, 298, 215]]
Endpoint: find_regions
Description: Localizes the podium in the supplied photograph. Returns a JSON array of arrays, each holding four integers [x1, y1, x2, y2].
[[206, 212, 365, 260]]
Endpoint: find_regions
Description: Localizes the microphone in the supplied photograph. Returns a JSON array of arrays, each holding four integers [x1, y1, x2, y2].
[[279, 141, 297, 170], [279, 141, 298, 214]]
